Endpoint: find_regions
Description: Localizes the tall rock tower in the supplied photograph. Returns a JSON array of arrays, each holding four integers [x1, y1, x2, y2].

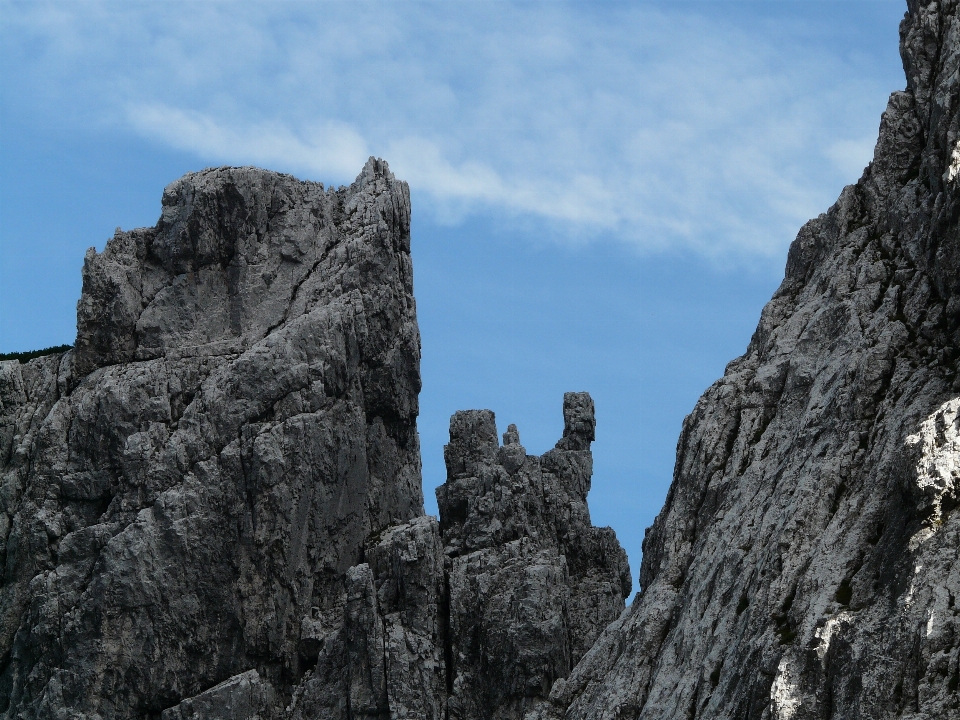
[[0, 159, 631, 719], [0, 159, 424, 717]]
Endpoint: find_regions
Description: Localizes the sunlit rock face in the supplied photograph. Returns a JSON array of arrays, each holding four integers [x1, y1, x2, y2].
[[0, 159, 425, 718], [529, 1, 960, 718], [0, 157, 628, 720]]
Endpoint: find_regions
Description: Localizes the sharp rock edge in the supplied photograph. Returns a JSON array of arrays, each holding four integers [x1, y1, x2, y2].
[[0, 156, 629, 719], [529, 1, 960, 718]]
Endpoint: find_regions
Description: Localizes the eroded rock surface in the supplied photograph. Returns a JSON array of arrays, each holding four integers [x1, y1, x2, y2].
[[530, 1, 960, 718], [293, 396, 630, 720], [0, 159, 424, 718], [0, 158, 628, 720], [7, 4, 948, 717], [290, 515, 447, 720], [438, 395, 631, 719]]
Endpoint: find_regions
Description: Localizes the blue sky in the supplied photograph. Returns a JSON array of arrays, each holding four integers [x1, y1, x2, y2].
[[1, 0, 906, 594]]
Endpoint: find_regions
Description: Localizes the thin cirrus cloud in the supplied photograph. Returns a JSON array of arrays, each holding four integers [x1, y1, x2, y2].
[[126, 100, 624, 230], [3, 1, 897, 262], [126, 104, 373, 182]]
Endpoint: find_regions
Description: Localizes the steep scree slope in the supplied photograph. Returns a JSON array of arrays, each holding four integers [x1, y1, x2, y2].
[[530, 1, 960, 718]]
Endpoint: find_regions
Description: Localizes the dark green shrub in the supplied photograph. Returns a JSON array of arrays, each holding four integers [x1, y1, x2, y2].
[[0, 345, 72, 362]]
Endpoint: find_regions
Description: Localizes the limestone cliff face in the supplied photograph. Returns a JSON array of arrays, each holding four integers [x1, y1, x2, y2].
[[5, 1, 953, 716], [531, 1, 960, 718], [0, 159, 628, 719], [0, 160, 424, 718]]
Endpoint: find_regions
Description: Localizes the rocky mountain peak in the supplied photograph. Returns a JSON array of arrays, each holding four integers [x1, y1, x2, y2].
[[2, 1, 957, 718], [1, 159, 425, 717], [1, 156, 628, 719], [532, 1, 960, 717]]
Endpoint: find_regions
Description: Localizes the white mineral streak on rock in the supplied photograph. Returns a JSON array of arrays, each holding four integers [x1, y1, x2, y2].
[[813, 612, 849, 663], [908, 527, 937, 551], [906, 397, 960, 526], [948, 138, 960, 182], [903, 563, 924, 608], [770, 657, 801, 720]]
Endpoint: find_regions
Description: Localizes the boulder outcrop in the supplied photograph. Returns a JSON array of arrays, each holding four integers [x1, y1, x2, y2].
[[530, 1, 960, 718]]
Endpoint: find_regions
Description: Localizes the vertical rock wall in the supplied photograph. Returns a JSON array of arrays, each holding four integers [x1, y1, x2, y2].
[[531, 1, 960, 718], [0, 159, 423, 718], [0, 160, 629, 719]]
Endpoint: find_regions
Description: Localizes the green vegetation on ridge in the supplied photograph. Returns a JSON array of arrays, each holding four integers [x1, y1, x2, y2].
[[0, 345, 73, 363]]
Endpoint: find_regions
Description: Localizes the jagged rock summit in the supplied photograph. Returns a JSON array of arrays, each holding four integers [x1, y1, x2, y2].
[[0, 158, 629, 719], [437, 395, 630, 719], [530, 1, 960, 718], [3, 0, 958, 717], [291, 395, 629, 720], [1, 159, 426, 717]]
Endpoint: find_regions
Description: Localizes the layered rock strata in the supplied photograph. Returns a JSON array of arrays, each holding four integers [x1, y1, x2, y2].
[[531, 1, 960, 718], [0, 159, 425, 718]]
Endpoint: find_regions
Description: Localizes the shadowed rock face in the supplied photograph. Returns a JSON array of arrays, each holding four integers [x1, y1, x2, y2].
[[289, 514, 448, 720], [530, 1, 960, 718], [0, 159, 424, 718], [289, 396, 629, 720], [437, 394, 631, 720]]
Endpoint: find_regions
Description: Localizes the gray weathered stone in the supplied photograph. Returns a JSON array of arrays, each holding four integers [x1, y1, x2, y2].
[[366, 516, 447, 720], [290, 515, 447, 720], [439, 394, 631, 719], [529, 1, 960, 718], [161, 670, 275, 720], [0, 153, 628, 720], [291, 396, 628, 720], [8, 5, 949, 716], [0, 159, 423, 718]]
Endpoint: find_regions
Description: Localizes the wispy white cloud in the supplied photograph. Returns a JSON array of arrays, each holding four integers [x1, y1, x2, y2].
[[127, 104, 371, 181], [826, 137, 878, 181], [126, 103, 621, 228], [1, 0, 902, 263]]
